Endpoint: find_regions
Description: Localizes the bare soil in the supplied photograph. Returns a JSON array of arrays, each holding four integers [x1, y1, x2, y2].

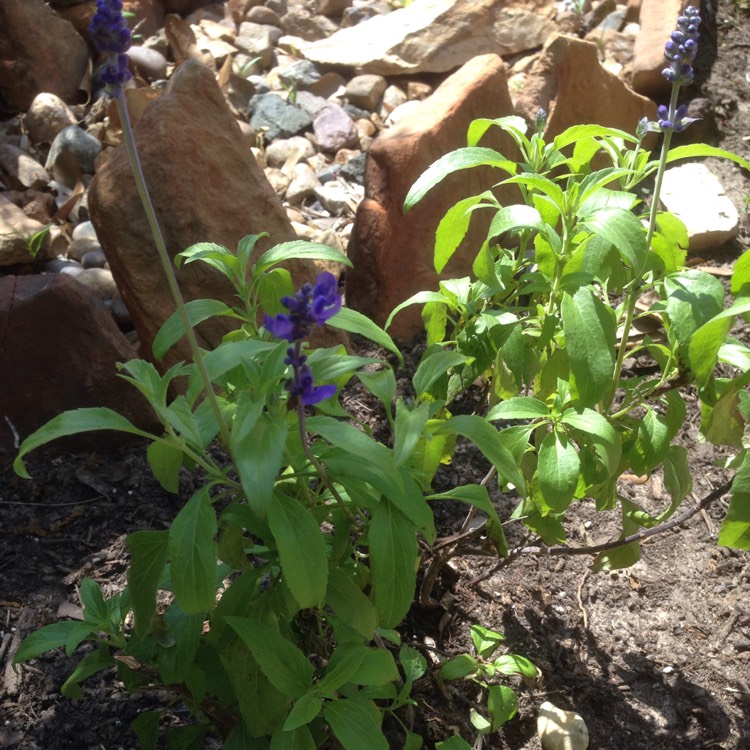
[[2, 2, 750, 749]]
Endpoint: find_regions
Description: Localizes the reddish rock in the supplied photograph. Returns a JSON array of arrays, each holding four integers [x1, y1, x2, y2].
[[514, 34, 656, 138], [346, 54, 519, 341], [0, 0, 89, 111], [0, 274, 157, 462], [631, 0, 694, 97], [88, 59, 305, 367]]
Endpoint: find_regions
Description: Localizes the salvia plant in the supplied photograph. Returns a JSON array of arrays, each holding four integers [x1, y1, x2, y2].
[[10, 2, 750, 748]]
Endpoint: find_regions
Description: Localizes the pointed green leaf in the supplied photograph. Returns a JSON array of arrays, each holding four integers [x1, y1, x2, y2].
[[225, 617, 313, 699], [561, 288, 616, 407], [413, 350, 471, 398], [404, 147, 516, 211], [434, 194, 490, 273], [131, 711, 161, 750], [268, 493, 328, 608], [369, 502, 417, 628], [325, 568, 377, 640], [271, 725, 316, 750], [560, 408, 621, 475], [253, 241, 350, 275], [324, 698, 388, 750], [666, 144, 750, 172], [14, 408, 155, 478], [61, 646, 116, 699], [719, 455, 750, 549], [257, 267, 295, 316], [393, 400, 431, 467], [627, 408, 669, 475], [731, 248, 750, 297], [283, 693, 324, 732], [486, 684, 518, 730], [152, 299, 238, 359], [13, 621, 96, 665], [538, 430, 580, 512], [581, 207, 648, 271], [127, 530, 169, 637], [147, 441, 183, 494], [487, 397, 548, 421], [328, 306, 402, 363], [168, 488, 217, 614]]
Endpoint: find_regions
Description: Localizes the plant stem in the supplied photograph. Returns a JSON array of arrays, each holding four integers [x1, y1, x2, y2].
[[606, 85, 681, 410], [114, 91, 231, 447]]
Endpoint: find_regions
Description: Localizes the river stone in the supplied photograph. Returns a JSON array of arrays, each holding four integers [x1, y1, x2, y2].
[[249, 93, 314, 141], [313, 103, 358, 152], [126, 46, 168, 81], [0, 144, 49, 191], [537, 701, 589, 750], [45, 125, 103, 185], [74, 268, 118, 299], [25, 93, 78, 144]]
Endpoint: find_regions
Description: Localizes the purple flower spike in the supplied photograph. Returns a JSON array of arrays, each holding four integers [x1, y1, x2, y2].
[[661, 5, 701, 86], [89, 0, 133, 90], [264, 273, 343, 406]]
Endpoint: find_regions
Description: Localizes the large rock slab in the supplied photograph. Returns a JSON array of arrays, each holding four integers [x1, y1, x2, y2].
[[300, 0, 557, 75], [88, 59, 302, 367], [514, 34, 656, 138], [346, 54, 519, 341], [0, 274, 156, 462], [0, 0, 89, 111], [660, 162, 739, 252]]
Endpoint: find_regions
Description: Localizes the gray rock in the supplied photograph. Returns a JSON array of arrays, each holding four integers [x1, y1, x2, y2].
[[126, 46, 168, 81], [295, 90, 329, 118], [0, 144, 49, 190], [286, 162, 320, 203], [346, 74, 387, 111], [74, 267, 118, 299], [245, 6, 282, 26], [110, 291, 132, 326], [67, 237, 102, 261], [313, 103, 358, 152], [308, 70, 347, 99], [265, 136, 316, 171], [278, 60, 322, 90], [25, 93, 77, 144], [45, 126, 102, 185], [340, 152, 366, 184], [265, 0, 288, 16], [81, 250, 108, 269], [72, 220, 98, 243], [236, 22, 275, 67], [45, 257, 83, 276], [314, 180, 354, 214], [598, 8, 627, 31], [280, 9, 335, 40], [249, 93, 314, 141]]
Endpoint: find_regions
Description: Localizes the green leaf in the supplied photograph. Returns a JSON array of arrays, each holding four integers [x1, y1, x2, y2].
[[689, 299, 750, 385], [403, 731, 424, 750], [14, 408, 156, 478], [439, 653, 478, 681], [393, 400, 430, 467], [232, 410, 287, 515], [283, 693, 323, 732], [581, 207, 648, 271], [152, 299, 238, 359], [666, 144, 750, 172], [593, 498, 642, 571], [731, 248, 750, 297], [470, 625, 505, 658], [434, 194, 491, 273], [491, 654, 537, 679], [147, 441, 183, 494], [487, 396, 548, 421], [324, 699, 388, 750], [659, 445, 692, 522], [158, 602, 204, 685], [664, 269, 724, 362], [627, 408, 669, 475], [369, 501, 417, 628], [404, 147, 516, 211], [413, 350, 471, 398], [61, 646, 116, 699], [253, 241, 351, 275], [538, 430, 580, 512], [270, 725, 316, 750], [399, 644, 427, 683], [357, 369, 397, 413], [436, 736, 473, 750], [127, 530, 169, 637], [326, 568, 378, 640], [13, 621, 96, 664], [437, 414, 525, 492], [307, 415, 392, 470], [561, 408, 621, 476], [487, 204, 545, 241], [719, 455, 750, 549], [168, 487, 217, 614], [561, 288, 616, 407], [225, 617, 313, 699], [554, 123, 638, 151], [328, 307, 402, 363], [268, 493, 328, 608], [131, 711, 161, 750], [78, 578, 109, 628], [257, 268, 295, 316], [486, 684, 518, 730], [165, 724, 209, 750]]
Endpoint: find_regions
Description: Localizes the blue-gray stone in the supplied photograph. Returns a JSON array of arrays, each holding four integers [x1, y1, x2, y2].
[[249, 93, 313, 141], [46, 125, 102, 175]]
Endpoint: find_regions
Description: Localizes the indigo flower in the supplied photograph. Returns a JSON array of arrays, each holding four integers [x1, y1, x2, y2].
[[264, 272, 342, 343], [656, 104, 697, 133], [264, 272, 342, 405], [662, 6, 701, 86], [88, 0, 133, 89]]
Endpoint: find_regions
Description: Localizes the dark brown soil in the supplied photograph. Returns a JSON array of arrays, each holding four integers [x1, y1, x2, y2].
[[3, 2, 750, 749]]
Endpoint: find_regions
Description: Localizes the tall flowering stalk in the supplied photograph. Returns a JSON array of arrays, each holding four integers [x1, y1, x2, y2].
[[89, 0, 230, 446], [609, 5, 701, 407]]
